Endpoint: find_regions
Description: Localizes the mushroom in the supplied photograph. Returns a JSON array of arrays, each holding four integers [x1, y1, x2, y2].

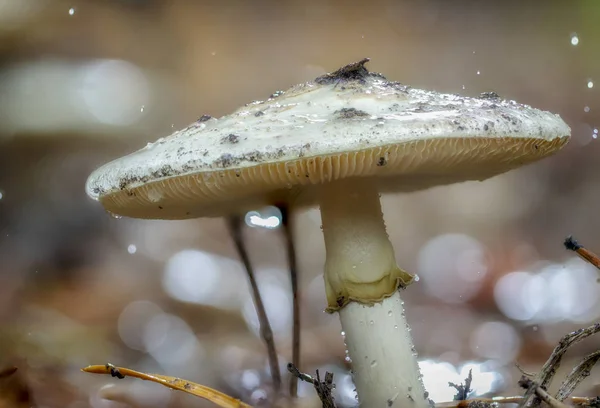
[[86, 59, 571, 407]]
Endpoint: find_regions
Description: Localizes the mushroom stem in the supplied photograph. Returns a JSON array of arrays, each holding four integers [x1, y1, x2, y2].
[[319, 178, 428, 408], [340, 294, 427, 407]]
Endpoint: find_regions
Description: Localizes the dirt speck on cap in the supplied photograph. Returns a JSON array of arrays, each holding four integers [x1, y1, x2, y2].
[[336, 107, 369, 119], [479, 92, 501, 100], [221, 134, 240, 144], [314, 58, 385, 85], [215, 153, 235, 168]]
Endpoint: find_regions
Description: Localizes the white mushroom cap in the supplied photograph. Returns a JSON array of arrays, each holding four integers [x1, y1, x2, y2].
[[86, 59, 570, 219]]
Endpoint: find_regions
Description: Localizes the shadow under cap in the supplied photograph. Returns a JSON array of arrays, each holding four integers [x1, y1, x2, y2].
[[85, 58, 571, 220]]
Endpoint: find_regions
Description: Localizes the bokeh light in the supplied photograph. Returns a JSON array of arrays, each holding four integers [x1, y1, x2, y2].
[[0, 59, 152, 135], [162, 249, 247, 309], [118, 300, 164, 352], [144, 313, 205, 372], [419, 360, 501, 402], [494, 258, 600, 323], [570, 33, 579, 46], [469, 321, 521, 364], [244, 206, 283, 229], [417, 233, 489, 304]]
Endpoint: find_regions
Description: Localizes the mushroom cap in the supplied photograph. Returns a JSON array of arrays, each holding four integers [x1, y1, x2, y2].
[[86, 59, 570, 220]]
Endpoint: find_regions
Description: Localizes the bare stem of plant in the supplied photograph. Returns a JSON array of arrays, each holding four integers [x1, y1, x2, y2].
[[227, 216, 282, 395], [555, 350, 600, 402], [287, 363, 336, 408], [520, 322, 600, 408], [279, 204, 301, 399]]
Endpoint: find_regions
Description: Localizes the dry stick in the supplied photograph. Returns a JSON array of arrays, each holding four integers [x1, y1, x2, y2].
[[279, 204, 301, 399], [436, 396, 600, 408], [520, 322, 600, 408], [519, 376, 570, 408], [83, 364, 252, 408], [287, 363, 336, 408], [227, 216, 282, 395], [436, 397, 524, 408], [556, 350, 600, 402], [564, 236, 600, 271], [572, 397, 600, 407]]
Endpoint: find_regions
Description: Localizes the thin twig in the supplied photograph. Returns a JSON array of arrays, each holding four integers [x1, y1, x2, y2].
[[83, 363, 252, 408], [519, 377, 570, 408], [515, 362, 536, 377], [279, 204, 301, 399], [564, 236, 600, 272], [556, 350, 600, 402], [227, 216, 282, 395], [287, 363, 336, 408], [521, 322, 600, 408]]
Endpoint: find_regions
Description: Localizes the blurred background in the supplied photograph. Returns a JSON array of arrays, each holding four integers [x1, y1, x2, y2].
[[1, 0, 600, 407]]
